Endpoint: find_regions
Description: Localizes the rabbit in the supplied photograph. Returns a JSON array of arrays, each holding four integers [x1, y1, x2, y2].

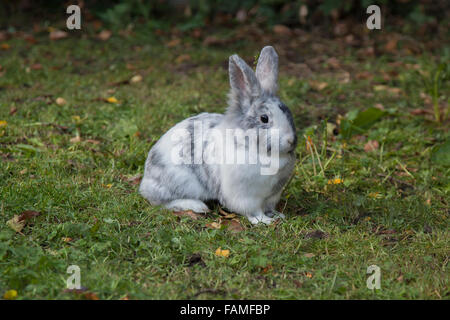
[[139, 46, 297, 224]]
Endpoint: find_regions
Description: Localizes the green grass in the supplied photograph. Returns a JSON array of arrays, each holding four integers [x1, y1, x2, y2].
[[0, 23, 449, 300]]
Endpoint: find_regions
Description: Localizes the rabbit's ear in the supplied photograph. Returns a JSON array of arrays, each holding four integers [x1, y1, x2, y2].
[[255, 46, 278, 95], [229, 54, 260, 105]]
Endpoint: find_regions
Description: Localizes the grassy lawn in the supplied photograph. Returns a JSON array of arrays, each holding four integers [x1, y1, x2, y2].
[[0, 22, 448, 300]]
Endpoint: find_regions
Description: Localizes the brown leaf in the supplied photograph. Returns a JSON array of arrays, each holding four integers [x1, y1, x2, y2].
[[166, 38, 181, 48], [364, 140, 379, 152], [327, 57, 340, 69], [309, 80, 328, 91], [355, 71, 373, 80], [303, 253, 315, 258], [222, 219, 245, 233], [49, 30, 68, 40], [30, 63, 42, 70], [97, 30, 112, 41], [18, 210, 42, 221], [175, 54, 191, 64], [273, 24, 292, 36], [83, 292, 99, 300], [410, 108, 432, 115], [384, 38, 398, 53], [173, 210, 203, 220], [9, 107, 17, 115], [202, 36, 228, 47]]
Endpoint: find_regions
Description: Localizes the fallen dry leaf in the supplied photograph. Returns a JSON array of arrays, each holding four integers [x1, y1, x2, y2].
[[70, 135, 82, 143], [206, 221, 221, 229], [309, 80, 328, 91], [166, 38, 181, 48], [106, 96, 119, 103], [175, 54, 191, 64], [173, 210, 203, 220], [3, 290, 17, 300], [56, 97, 66, 106], [203, 36, 228, 46], [364, 140, 379, 152], [215, 247, 230, 257], [0, 120, 7, 128], [410, 108, 432, 115], [384, 38, 398, 53], [30, 63, 42, 70], [327, 57, 340, 69], [0, 43, 10, 50], [6, 215, 26, 233], [273, 24, 292, 36], [303, 253, 315, 258], [130, 75, 143, 83], [355, 71, 373, 80], [221, 219, 245, 233], [18, 210, 42, 221], [83, 292, 99, 300], [97, 30, 112, 41], [49, 30, 68, 40]]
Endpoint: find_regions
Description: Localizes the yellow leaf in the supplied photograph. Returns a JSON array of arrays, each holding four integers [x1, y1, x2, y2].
[[3, 290, 18, 300], [6, 215, 26, 233], [106, 97, 118, 103], [0, 43, 10, 50], [105, 184, 113, 188], [327, 178, 343, 185], [0, 120, 7, 128], [215, 247, 230, 257]]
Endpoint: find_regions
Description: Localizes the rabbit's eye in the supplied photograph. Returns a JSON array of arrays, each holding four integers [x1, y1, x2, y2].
[[260, 115, 269, 123]]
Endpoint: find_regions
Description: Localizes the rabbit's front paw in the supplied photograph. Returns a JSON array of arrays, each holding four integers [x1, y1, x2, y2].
[[247, 213, 275, 225]]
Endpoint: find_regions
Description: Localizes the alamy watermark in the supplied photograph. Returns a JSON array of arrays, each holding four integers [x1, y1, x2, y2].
[[366, 5, 381, 30], [66, 5, 81, 30], [366, 265, 381, 290], [66, 265, 81, 289], [170, 122, 284, 176]]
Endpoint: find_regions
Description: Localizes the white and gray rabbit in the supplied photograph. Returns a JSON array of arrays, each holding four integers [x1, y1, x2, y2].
[[139, 46, 297, 224]]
